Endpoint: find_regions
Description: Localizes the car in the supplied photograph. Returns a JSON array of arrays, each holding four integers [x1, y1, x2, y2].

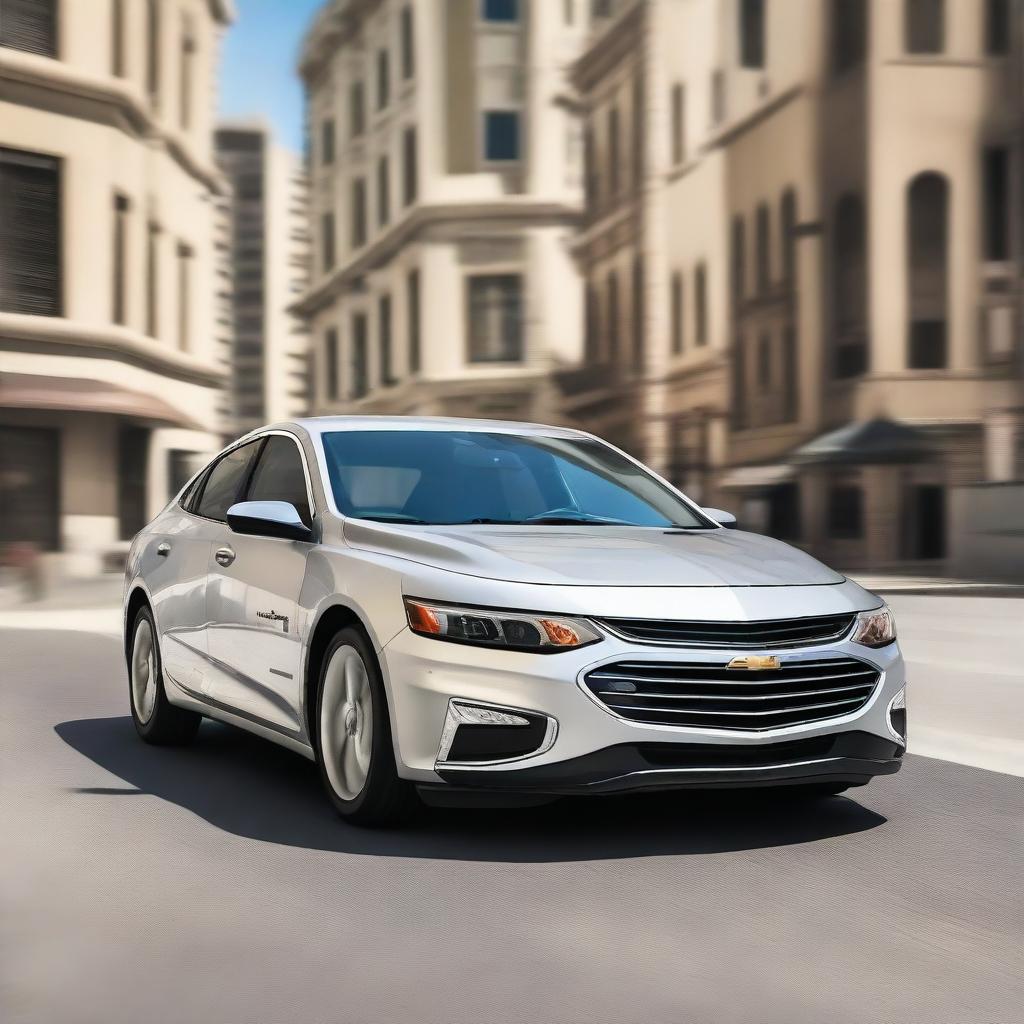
[[123, 416, 906, 826]]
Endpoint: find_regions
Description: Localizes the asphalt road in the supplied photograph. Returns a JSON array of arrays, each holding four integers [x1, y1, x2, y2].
[[2, 627, 1022, 1024]]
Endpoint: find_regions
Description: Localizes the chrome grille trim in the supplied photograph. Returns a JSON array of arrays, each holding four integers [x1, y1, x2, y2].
[[597, 612, 857, 649], [583, 656, 880, 731]]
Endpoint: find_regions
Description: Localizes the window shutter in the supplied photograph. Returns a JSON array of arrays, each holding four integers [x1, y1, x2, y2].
[[0, 0, 58, 57], [0, 148, 62, 316]]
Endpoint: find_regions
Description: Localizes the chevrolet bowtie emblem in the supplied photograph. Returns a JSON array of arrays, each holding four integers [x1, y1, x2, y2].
[[727, 655, 781, 670]]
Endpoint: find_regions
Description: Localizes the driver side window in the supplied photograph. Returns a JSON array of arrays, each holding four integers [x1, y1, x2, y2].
[[244, 435, 313, 527], [193, 441, 262, 522]]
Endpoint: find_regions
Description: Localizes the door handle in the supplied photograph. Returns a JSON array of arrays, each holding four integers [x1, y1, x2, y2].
[[214, 547, 236, 567], [156, 542, 171, 557]]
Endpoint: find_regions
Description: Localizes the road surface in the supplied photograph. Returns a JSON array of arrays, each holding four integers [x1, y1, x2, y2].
[[1, 622, 1021, 1024]]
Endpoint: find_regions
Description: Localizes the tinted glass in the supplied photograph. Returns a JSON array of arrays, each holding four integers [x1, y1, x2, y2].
[[195, 441, 261, 522], [321, 431, 712, 528], [245, 435, 312, 527]]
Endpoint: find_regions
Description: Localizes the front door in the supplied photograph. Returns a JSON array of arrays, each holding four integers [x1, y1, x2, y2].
[[205, 434, 315, 740]]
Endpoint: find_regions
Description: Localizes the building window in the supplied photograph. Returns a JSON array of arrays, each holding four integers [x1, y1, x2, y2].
[[0, 0, 57, 56], [740, 0, 765, 69], [731, 215, 746, 306], [407, 269, 421, 374], [782, 324, 798, 421], [350, 81, 366, 138], [982, 146, 1009, 261], [376, 48, 390, 110], [584, 283, 599, 361], [564, 0, 574, 24], [351, 178, 367, 247], [379, 294, 394, 386], [147, 0, 160, 105], [351, 313, 369, 398], [324, 328, 339, 402], [907, 172, 948, 369], [757, 331, 772, 386], [402, 126, 418, 206], [112, 193, 130, 326], [731, 332, 747, 429], [780, 188, 797, 282], [986, 0, 1010, 55], [483, 111, 520, 161], [321, 119, 335, 165], [670, 83, 685, 165], [0, 149, 61, 316], [632, 73, 643, 189], [632, 255, 644, 368], [180, 18, 195, 129], [828, 484, 863, 539], [710, 69, 726, 125], [831, 0, 866, 74], [145, 221, 159, 336], [482, 0, 519, 21], [670, 272, 684, 355], [755, 203, 771, 292], [377, 156, 390, 227], [583, 121, 597, 208], [606, 270, 620, 362], [176, 242, 192, 351], [833, 193, 867, 377], [607, 106, 620, 196], [467, 274, 523, 363], [321, 212, 336, 271], [111, 0, 125, 76], [694, 263, 707, 346], [400, 5, 414, 79], [905, 0, 944, 54]]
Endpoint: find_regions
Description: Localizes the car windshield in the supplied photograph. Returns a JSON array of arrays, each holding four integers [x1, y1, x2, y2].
[[320, 430, 713, 529]]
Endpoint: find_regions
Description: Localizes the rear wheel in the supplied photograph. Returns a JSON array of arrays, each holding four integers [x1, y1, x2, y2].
[[128, 606, 201, 745], [314, 627, 417, 827]]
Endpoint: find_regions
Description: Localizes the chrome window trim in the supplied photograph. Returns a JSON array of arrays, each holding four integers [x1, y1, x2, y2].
[[179, 429, 318, 529]]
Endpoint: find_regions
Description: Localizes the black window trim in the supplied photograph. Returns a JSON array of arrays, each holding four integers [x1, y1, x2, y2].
[[179, 430, 318, 528]]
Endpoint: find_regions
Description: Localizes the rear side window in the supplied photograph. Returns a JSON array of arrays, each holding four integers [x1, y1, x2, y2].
[[244, 435, 313, 527], [194, 441, 262, 522]]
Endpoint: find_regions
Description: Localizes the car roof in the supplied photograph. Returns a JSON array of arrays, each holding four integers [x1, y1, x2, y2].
[[288, 415, 595, 440]]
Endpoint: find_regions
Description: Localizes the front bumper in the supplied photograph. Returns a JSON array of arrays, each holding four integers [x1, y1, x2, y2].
[[381, 624, 907, 793]]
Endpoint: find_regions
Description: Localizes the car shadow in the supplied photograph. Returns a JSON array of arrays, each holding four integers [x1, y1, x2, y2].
[[55, 716, 887, 863]]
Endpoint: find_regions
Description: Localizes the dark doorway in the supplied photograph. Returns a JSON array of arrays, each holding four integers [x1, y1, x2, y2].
[[118, 427, 149, 540], [767, 482, 802, 541], [0, 426, 60, 550], [908, 484, 945, 560]]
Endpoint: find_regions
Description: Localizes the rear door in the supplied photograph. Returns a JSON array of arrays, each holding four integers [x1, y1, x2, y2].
[[204, 433, 315, 738]]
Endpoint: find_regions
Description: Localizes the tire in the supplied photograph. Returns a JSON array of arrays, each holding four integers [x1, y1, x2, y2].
[[128, 605, 201, 745], [314, 627, 417, 827]]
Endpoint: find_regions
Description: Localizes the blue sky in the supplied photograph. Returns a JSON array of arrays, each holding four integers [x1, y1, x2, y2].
[[219, 0, 325, 152]]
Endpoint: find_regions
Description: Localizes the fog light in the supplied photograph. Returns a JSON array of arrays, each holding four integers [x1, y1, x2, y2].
[[436, 699, 556, 765], [887, 688, 907, 745]]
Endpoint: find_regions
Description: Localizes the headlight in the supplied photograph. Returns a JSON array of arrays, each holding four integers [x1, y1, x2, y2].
[[851, 606, 897, 648], [404, 598, 601, 652]]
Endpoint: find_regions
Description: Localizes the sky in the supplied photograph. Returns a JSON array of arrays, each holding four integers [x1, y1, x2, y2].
[[219, 0, 326, 153]]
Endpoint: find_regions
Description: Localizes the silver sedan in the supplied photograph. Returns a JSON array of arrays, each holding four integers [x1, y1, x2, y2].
[[124, 417, 906, 826]]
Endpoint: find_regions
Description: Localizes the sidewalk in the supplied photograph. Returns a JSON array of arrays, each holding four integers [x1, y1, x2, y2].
[[0, 574, 123, 637], [851, 574, 1024, 596]]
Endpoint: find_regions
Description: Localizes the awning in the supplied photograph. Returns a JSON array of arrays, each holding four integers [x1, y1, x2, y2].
[[719, 463, 795, 489], [0, 373, 204, 430], [791, 418, 931, 465]]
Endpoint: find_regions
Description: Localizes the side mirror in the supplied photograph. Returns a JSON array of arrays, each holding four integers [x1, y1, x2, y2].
[[702, 507, 738, 529], [226, 501, 311, 541]]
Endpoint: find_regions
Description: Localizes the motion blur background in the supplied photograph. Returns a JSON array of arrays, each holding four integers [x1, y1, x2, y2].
[[1, 0, 1023, 595]]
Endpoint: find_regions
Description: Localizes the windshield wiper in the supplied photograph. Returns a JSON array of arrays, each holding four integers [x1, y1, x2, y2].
[[356, 514, 431, 525]]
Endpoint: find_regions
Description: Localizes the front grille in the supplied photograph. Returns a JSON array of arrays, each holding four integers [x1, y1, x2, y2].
[[584, 656, 880, 731], [598, 612, 856, 649]]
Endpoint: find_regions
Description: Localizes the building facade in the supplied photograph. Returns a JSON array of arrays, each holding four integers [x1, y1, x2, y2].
[[216, 121, 311, 438], [296, 0, 589, 422], [0, 0, 234, 575], [570, 0, 1023, 571]]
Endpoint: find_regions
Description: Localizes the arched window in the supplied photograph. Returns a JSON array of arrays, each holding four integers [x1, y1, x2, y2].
[[780, 188, 797, 283], [832, 193, 867, 377], [905, 0, 944, 54], [907, 172, 949, 368]]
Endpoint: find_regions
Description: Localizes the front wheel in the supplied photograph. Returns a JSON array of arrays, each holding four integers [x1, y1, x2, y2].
[[314, 627, 417, 827], [128, 606, 201, 745]]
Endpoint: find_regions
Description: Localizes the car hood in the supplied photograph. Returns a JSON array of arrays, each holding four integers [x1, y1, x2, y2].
[[342, 521, 845, 587]]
